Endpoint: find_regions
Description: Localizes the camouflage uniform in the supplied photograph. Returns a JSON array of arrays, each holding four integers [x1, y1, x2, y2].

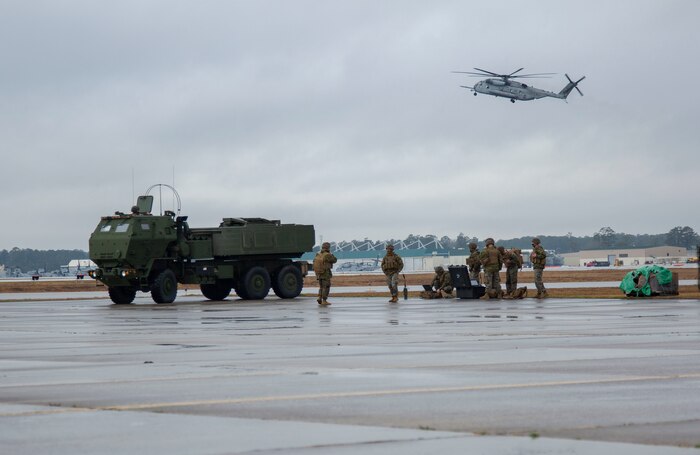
[[381, 245, 404, 303], [313, 242, 337, 305], [480, 238, 502, 297], [466, 242, 481, 284], [530, 238, 548, 298], [421, 266, 453, 299], [503, 248, 522, 295]]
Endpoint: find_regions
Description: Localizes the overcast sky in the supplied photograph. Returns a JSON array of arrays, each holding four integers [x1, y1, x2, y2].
[[1, 0, 698, 250]]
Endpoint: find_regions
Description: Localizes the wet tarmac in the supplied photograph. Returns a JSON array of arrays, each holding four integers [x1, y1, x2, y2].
[[1, 295, 699, 454]]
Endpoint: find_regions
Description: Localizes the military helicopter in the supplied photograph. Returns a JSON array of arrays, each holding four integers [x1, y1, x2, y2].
[[453, 67, 585, 103]]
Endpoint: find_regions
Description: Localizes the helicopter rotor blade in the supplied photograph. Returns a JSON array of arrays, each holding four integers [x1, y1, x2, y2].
[[513, 72, 556, 78], [472, 67, 501, 77], [452, 71, 492, 77], [508, 68, 525, 77]]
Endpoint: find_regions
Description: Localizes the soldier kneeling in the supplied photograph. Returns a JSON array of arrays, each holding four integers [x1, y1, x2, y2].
[[420, 266, 454, 299]]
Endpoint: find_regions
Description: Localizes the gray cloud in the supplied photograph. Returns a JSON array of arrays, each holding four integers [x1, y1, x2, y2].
[[1, 0, 698, 249]]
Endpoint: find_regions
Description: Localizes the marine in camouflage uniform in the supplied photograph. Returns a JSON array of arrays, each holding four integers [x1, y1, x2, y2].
[[421, 266, 454, 299], [466, 242, 481, 284], [480, 238, 503, 298], [381, 244, 404, 303], [503, 247, 522, 296], [530, 237, 548, 298], [313, 242, 337, 306]]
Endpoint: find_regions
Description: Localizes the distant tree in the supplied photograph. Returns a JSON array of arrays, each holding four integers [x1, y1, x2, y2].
[[0, 248, 88, 273], [440, 235, 453, 249], [615, 233, 637, 249], [593, 227, 616, 248], [455, 233, 469, 249], [666, 226, 699, 248]]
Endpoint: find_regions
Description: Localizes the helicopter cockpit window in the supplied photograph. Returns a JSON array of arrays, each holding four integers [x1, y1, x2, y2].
[[140, 223, 150, 231], [115, 222, 130, 233], [100, 223, 112, 233]]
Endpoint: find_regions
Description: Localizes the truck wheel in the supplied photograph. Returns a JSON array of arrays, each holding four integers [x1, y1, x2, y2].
[[241, 266, 271, 300], [200, 282, 232, 301], [151, 269, 178, 304], [108, 286, 136, 304], [272, 265, 303, 299], [234, 286, 249, 300]]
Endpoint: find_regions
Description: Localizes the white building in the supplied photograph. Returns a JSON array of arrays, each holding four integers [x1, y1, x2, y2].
[[559, 246, 688, 267]]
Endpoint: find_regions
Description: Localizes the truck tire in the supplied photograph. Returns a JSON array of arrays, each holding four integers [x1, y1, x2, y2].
[[272, 265, 303, 299], [240, 266, 271, 300], [108, 286, 136, 304], [151, 269, 178, 304], [200, 282, 232, 301], [234, 286, 249, 300]]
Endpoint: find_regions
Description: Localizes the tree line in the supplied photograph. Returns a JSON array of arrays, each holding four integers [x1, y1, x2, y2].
[[0, 248, 89, 274], [2, 226, 697, 272], [315, 226, 699, 254]]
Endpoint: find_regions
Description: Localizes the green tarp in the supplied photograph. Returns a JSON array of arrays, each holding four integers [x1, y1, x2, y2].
[[619, 265, 673, 297]]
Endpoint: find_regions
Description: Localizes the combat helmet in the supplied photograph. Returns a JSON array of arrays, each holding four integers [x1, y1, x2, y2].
[[531, 237, 541, 245], [468, 242, 477, 251], [485, 238, 495, 246]]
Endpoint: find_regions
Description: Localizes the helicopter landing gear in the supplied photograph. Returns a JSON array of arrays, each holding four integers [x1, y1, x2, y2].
[[473, 92, 477, 96], [510, 99, 515, 103]]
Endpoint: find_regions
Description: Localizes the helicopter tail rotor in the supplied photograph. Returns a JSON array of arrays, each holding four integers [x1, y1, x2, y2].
[[559, 74, 585, 99], [566, 73, 585, 96]]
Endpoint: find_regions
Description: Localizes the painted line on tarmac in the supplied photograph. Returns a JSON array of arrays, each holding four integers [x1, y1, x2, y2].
[[4, 372, 699, 418], [101, 372, 700, 411]]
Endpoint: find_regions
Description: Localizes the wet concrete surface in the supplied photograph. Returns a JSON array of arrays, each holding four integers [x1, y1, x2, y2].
[[1, 295, 699, 454]]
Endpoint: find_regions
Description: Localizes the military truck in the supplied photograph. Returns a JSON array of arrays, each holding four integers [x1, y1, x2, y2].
[[89, 185, 315, 304]]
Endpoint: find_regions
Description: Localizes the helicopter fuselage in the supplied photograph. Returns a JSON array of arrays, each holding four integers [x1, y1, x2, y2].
[[474, 78, 557, 101]]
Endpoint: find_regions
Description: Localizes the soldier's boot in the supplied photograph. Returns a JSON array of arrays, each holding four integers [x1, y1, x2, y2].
[[390, 295, 399, 303], [535, 291, 543, 299], [317, 297, 323, 305], [541, 290, 550, 299], [321, 300, 331, 306]]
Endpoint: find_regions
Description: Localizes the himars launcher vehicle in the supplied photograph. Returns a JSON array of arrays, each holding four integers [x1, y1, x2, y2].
[[89, 185, 315, 305]]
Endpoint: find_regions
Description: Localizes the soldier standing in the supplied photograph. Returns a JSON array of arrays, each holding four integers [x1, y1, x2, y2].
[[480, 238, 503, 298], [466, 242, 481, 284], [381, 244, 404, 303], [313, 242, 337, 306], [503, 247, 523, 296], [530, 238, 548, 298]]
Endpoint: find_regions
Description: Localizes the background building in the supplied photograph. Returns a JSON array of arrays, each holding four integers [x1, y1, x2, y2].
[[559, 246, 688, 267]]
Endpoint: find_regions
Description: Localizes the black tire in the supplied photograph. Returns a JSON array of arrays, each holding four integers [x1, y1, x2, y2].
[[239, 266, 271, 300], [234, 286, 249, 300], [151, 269, 178, 304], [272, 265, 303, 299], [200, 282, 232, 301], [108, 286, 136, 304]]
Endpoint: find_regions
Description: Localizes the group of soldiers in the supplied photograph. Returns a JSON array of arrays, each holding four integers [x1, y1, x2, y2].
[[465, 237, 549, 299], [313, 238, 548, 306]]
